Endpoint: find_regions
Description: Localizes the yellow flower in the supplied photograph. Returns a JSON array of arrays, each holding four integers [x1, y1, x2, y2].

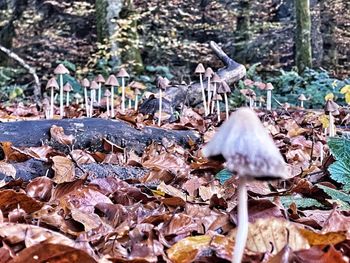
[[340, 85, 350, 94], [319, 114, 329, 129], [325, 93, 334, 101]]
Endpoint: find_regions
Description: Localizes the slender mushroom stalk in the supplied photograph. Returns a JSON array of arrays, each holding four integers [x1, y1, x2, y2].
[[73, 93, 82, 105], [63, 82, 73, 107], [95, 74, 105, 106], [42, 98, 50, 119], [81, 78, 90, 117], [117, 68, 130, 113], [46, 77, 59, 119], [104, 89, 111, 117], [156, 76, 170, 126], [211, 73, 222, 114], [54, 64, 69, 118], [218, 81, 231, 120], [105, 75, 119, 118], [298, 94, 307, 108], [204, 67, 214, 116], [266, 83, 274, 111], [212, 93, 222, 122], [195, 63, 208, 115], [90, 81, 99, 117], [325, 99, 339, 137], [129, 81, 146, 112], [202, 108, 287, 263]]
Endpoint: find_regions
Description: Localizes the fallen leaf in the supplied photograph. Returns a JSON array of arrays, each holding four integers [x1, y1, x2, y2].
[[52, 156, 75, 184], [50, 125, 75, 145]]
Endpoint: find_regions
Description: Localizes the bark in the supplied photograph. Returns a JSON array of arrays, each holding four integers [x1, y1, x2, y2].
[[0, 159, 147, 182], [0, 118, 200, 155], [295, 0, 312, 72]]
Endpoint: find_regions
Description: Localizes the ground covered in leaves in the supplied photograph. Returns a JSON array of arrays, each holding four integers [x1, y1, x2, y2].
[[0, 104, 350, 262]]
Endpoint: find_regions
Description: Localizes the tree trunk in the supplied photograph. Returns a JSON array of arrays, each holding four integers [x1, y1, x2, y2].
[[295, 0, 312, 72]]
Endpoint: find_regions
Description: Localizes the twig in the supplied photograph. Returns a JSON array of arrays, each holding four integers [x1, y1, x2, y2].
[[0, 44, 41, 102]]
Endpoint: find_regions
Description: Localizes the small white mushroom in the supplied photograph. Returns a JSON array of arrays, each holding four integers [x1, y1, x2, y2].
[[53, 64, 69, 118]]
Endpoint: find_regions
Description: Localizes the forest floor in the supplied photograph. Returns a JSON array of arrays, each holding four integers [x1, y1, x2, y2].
[[0, 101, 349, 262]]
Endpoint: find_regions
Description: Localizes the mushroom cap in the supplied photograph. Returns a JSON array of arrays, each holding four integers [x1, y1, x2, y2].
[[254, 82, 266, 90], [63, 82, 73, 92], [325, 100, 340, 115], [129, 81, 146, 90], [259, 96, 266, 103], [81, 78, 90, 88], [243, 79, 254, 87], [298, 94, 307, 101], [240, 89, 256, 99], [266, 83, 274, 91], [204, 67, 214, 79], [212, 93, 223, 101], [212, 73, 221, 83], [156, 76, 169, 90], [74, 93, 82, 99], [194, 63, 205, 74], [54, 64, 69, 75], [217, 81, 231, 94], [134, 89, 142, 95], [95, 74, 105, 83], [203, 108, 287, 179], [90, 80, 99, 90], [105, 74, 119, 86], [104, 89, 112, 97], [117, 68, 129, 78], [46, 77, 59, 90]]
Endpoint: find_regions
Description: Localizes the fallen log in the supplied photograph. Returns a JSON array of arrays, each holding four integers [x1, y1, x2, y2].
[[0, 118, 200, 155], [0, 159, 148, 182]]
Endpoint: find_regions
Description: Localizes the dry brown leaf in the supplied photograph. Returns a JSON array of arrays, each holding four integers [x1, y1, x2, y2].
[[52, 156, 75, 184], [50, 125, 75, 145], [0, 190, 43, 215], [299, 228, 346, 246], [0, 161, 16, 179]]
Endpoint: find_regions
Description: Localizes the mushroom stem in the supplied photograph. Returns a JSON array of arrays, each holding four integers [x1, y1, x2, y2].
[[84, 87, 88, 116], [59, 75, 64, 117], [122, 78, 125, 113], [329, 113, 335, 137], [158, 89, 162, 126], [199, 74, 208, 115], [98, 83, 102, 105], [128, 98, 132, 109], [217, 99, 221, 122], [249, 97, 254, 109], [301, 100, 304, 108], [90, 98, 93, 117], [66, 91, 70, 106], [111, 86, 115, 117], [267, 90, 272, 110], [224, 93, 229, 120], [232, 176, 248, 263], [134, 94, 138, 111], [106, 96, 110, 117], [206, 77, 211, 116], [211, 83, 217, 114], [50, 86, 54, 119], [320, 143, 324, 163]]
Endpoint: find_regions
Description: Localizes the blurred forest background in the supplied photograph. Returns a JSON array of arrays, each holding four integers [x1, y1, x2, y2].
[[0, 0, 349, 107]]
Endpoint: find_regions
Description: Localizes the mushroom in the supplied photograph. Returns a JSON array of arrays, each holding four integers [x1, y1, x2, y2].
[[212, 93, 223, 122], [95, 74, 105, 105], [211, 73, 222, 114], [73, 93, 82, 105], [53, 64, 69, 118], [240, 89, 256, 108], [258, 96, 265, 108], [217, 80, 231, 120], [117, 68, 130, 113], [46, 77, 59, 119], [298, 94, 307, 108], [104, 89, 112, 117], [156, 76, 169, 126], [90, 80, 99, 117], [42, 98, 50, 119], [129, 81, 146, 111], [105, 75, 119, 118], [266, 83, 274, 111], [202, 108, 287, 263], [194, 63, 208, 115], [204, 67, 214, 116], [325, 99, 339, 137], [63, 82, 73, 107], [81, 78, 90, 117]]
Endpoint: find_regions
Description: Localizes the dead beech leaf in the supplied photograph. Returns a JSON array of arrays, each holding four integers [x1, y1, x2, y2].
[[0, 190, 43, 215], [0, 142, 28, 162], [167, 235, 211, 263], [11, 243, 97, 263], [12, 145, 53, 162], [298, 228, 346, 246], [157, 182, 191, 201], [52, 156, 75, 184], [50, 125, 74, 145], [238, 218, 309, 255], [71, 209, 103, 232], [0, 161, 16, 179], [25, 177, 53, 202], [322, 209, 350, 238], [198, 185, 221, 201], [70, 149, 95, 165]]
